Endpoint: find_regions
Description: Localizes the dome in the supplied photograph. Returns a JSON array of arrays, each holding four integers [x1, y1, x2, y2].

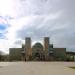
[[32, 42, 43, 49], [32, 42, 43, 52]]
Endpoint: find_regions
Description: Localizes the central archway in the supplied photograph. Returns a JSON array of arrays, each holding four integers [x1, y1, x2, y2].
[[32, 42, 44, 61]]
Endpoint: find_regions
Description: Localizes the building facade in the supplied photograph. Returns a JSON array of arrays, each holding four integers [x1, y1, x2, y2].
[[9, 37, 67, 61], [20, 37, 66, 61], [9, 37, 75, 61]]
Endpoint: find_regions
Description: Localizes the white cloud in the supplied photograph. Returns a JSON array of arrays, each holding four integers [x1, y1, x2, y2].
[[0, 0, 75, 53], [0, 39, 9, 53], [0, 0, 15, 17]]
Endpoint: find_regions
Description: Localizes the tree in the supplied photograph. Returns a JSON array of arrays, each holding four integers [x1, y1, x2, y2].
[[0, 51, 2, 61]]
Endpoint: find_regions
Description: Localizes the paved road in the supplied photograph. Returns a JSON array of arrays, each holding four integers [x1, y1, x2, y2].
[[0, 62, 75, 75]]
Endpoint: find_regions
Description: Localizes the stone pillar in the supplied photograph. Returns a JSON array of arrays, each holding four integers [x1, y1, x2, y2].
[[44, 37, 49, 60], [25, 37, 32, 61]]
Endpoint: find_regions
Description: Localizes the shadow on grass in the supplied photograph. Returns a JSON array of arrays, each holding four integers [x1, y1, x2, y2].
[[69, 67, 75, 69]]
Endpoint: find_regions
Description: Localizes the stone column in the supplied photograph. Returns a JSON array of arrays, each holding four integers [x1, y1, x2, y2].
[[25, 37, 32, 61], [44, 37, 50, 61]]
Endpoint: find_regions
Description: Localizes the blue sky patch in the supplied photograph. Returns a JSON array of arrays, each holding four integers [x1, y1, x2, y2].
[[0, 24, 7, 30], [0, 23, 8, 39], [0, 33, 5, 39]]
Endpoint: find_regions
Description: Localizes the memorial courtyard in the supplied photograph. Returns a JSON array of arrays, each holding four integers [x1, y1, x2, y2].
[[0, 62, 75, 75]]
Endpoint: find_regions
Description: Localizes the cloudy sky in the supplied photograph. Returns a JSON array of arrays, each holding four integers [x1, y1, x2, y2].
[[0, 0, 75, 53]]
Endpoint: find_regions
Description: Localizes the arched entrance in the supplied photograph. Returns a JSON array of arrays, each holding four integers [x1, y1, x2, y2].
[[34, 52, 41, 60], [32, 42, 44, 61]]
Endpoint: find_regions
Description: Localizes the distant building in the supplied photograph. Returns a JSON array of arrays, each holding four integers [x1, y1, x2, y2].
[[9, 37, 67, 61]]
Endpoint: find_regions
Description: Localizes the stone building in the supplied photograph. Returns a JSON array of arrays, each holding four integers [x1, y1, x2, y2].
[[21, 37, 66, 61], [9, 37, 66, 61], [9, 37, 75, 61]]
